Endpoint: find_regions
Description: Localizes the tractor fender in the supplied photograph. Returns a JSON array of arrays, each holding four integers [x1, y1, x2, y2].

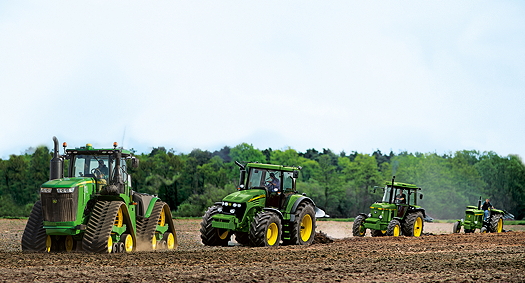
[[411, 208, 427, 218], [289, 196, 316, 222], [263, 207, 284, 221], [133, 193, 160, 217], [357, 213, 368, 218]]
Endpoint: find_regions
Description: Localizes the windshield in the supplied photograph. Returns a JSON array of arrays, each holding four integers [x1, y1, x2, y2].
[[247, 168, 282, 192], [72, 155, 112, 179], [382, 186, 410, 204]]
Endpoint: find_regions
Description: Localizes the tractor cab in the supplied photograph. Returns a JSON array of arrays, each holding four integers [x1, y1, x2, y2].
[[244, 166, 297, 208], [63, 143, 139, 195], [381, 182, 422, 218]]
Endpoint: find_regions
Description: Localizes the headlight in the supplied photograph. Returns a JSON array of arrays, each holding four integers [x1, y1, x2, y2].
[[368, 213, 372, 218], [229, 209, 235, 214], [218, 207, 223, 212], [40, 188, 52, 193], [379, 215, 383, 219], [57, 187, 76, 193]]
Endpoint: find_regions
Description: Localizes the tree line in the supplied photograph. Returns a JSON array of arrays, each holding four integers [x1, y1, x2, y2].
[[1, 143, 524, 220]]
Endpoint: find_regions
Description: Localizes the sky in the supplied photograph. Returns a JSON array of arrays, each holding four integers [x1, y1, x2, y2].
[[1, 1, 524, 160]]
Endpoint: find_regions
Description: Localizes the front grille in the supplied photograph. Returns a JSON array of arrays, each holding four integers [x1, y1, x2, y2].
[[219, 205, 246, 219], [41, 189, 79, 222]]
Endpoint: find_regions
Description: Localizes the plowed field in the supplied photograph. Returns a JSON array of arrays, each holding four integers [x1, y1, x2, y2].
[[1, 219, 524, 282]]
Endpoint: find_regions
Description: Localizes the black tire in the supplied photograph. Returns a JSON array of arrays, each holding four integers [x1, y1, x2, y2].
[[249, 211, 282, 247], [480, 226, 488, 233], [371, 229, 385, 237], [403, 212, 424, 237], [82, 201, 128, 253], [453, 221, 461, 233], [21, 201, 47, 252], [200, 206, 231, 246], [352, 215, 367, 237], [234, 232, 250, 246], [489, 214, 503, 233], [386, 219, 402, 236], [283, 202, 316, 245]]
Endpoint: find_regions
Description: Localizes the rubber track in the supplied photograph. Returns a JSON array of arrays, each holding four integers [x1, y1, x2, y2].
[[136, 201, 164, 244], [82, 201, 123, 253], [21, 201, 47, 252]]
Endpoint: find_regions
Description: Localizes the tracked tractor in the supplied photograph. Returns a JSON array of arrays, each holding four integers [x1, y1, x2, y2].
[[21, 137, 177, 253], [452, 197, 504, 233], [353, 176, 426, 237], [201, 161, 326, 247]]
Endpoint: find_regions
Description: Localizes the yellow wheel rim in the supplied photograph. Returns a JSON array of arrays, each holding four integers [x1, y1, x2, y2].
[[114, 207, 124, 228], [218, 229, 229, 240], [300, 214, 313, 242], [151, 234, 157, 250], [413, 217, 423, 237], [45, 235, 52, 252], [107, 236, 113, 253], [497, 218, 503, 233], [267, 222, 279, 246], [166, 232, 176, 250], [65, 235, 74, 252], [393, 225, 401, 237], [158, 207, 166, 227], [358, 225, 366, 236], [124, 234, 133, 252]]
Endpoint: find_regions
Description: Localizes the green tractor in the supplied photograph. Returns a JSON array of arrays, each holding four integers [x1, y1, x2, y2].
[[452, 197, 504, 233], [21, 137, 177, 253], [353, 177, 426, 237], [200, 161, 326, 247]]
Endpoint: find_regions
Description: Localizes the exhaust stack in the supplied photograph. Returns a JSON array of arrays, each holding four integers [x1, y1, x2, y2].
[[49, 136, 63, 180]]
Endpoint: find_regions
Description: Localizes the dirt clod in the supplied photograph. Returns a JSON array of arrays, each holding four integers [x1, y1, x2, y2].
[[313, 230, 334, 244]]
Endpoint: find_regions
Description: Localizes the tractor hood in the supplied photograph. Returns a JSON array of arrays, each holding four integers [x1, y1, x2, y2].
[[222, 189, 266, 203], [370, 202, 396, 210], [42, 177, 101, 188]]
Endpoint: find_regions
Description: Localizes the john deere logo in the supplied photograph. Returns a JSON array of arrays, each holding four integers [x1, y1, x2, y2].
[[52, 199, 58, 204]]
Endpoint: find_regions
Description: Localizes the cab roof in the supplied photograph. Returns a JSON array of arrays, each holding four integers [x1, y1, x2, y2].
[[66, 144, 133, 156], [246, 162, 300, 172], [385, 181, 420, 190]]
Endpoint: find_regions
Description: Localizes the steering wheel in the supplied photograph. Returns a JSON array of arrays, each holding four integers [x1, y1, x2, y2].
[[91, 168, 103, 178]]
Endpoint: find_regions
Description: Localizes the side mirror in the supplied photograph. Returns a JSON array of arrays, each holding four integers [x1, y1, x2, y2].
[[420, 194, 424, 200], [373, 186, 378, 193], [293, 170, 299, 178], [131, 157, 139, 168]]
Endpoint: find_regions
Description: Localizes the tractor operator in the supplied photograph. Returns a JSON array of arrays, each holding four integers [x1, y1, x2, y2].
[[482, 198, 494, 221], [395, 189, 406, 204], [96, 160, 109, 178], [267, 173, 281, 192]]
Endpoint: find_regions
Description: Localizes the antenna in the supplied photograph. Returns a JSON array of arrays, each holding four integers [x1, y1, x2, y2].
[[121, 126, 126, 149]]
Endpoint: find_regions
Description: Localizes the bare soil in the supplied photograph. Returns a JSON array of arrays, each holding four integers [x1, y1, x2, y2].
[[1, 219, 525, 282]]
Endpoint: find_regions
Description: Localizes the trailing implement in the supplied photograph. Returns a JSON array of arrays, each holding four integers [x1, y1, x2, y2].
[[21, 137, 177, 253], [453, 197, 504, 234], [201, 161, 326, 247], [353, 176, 426, 237]]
